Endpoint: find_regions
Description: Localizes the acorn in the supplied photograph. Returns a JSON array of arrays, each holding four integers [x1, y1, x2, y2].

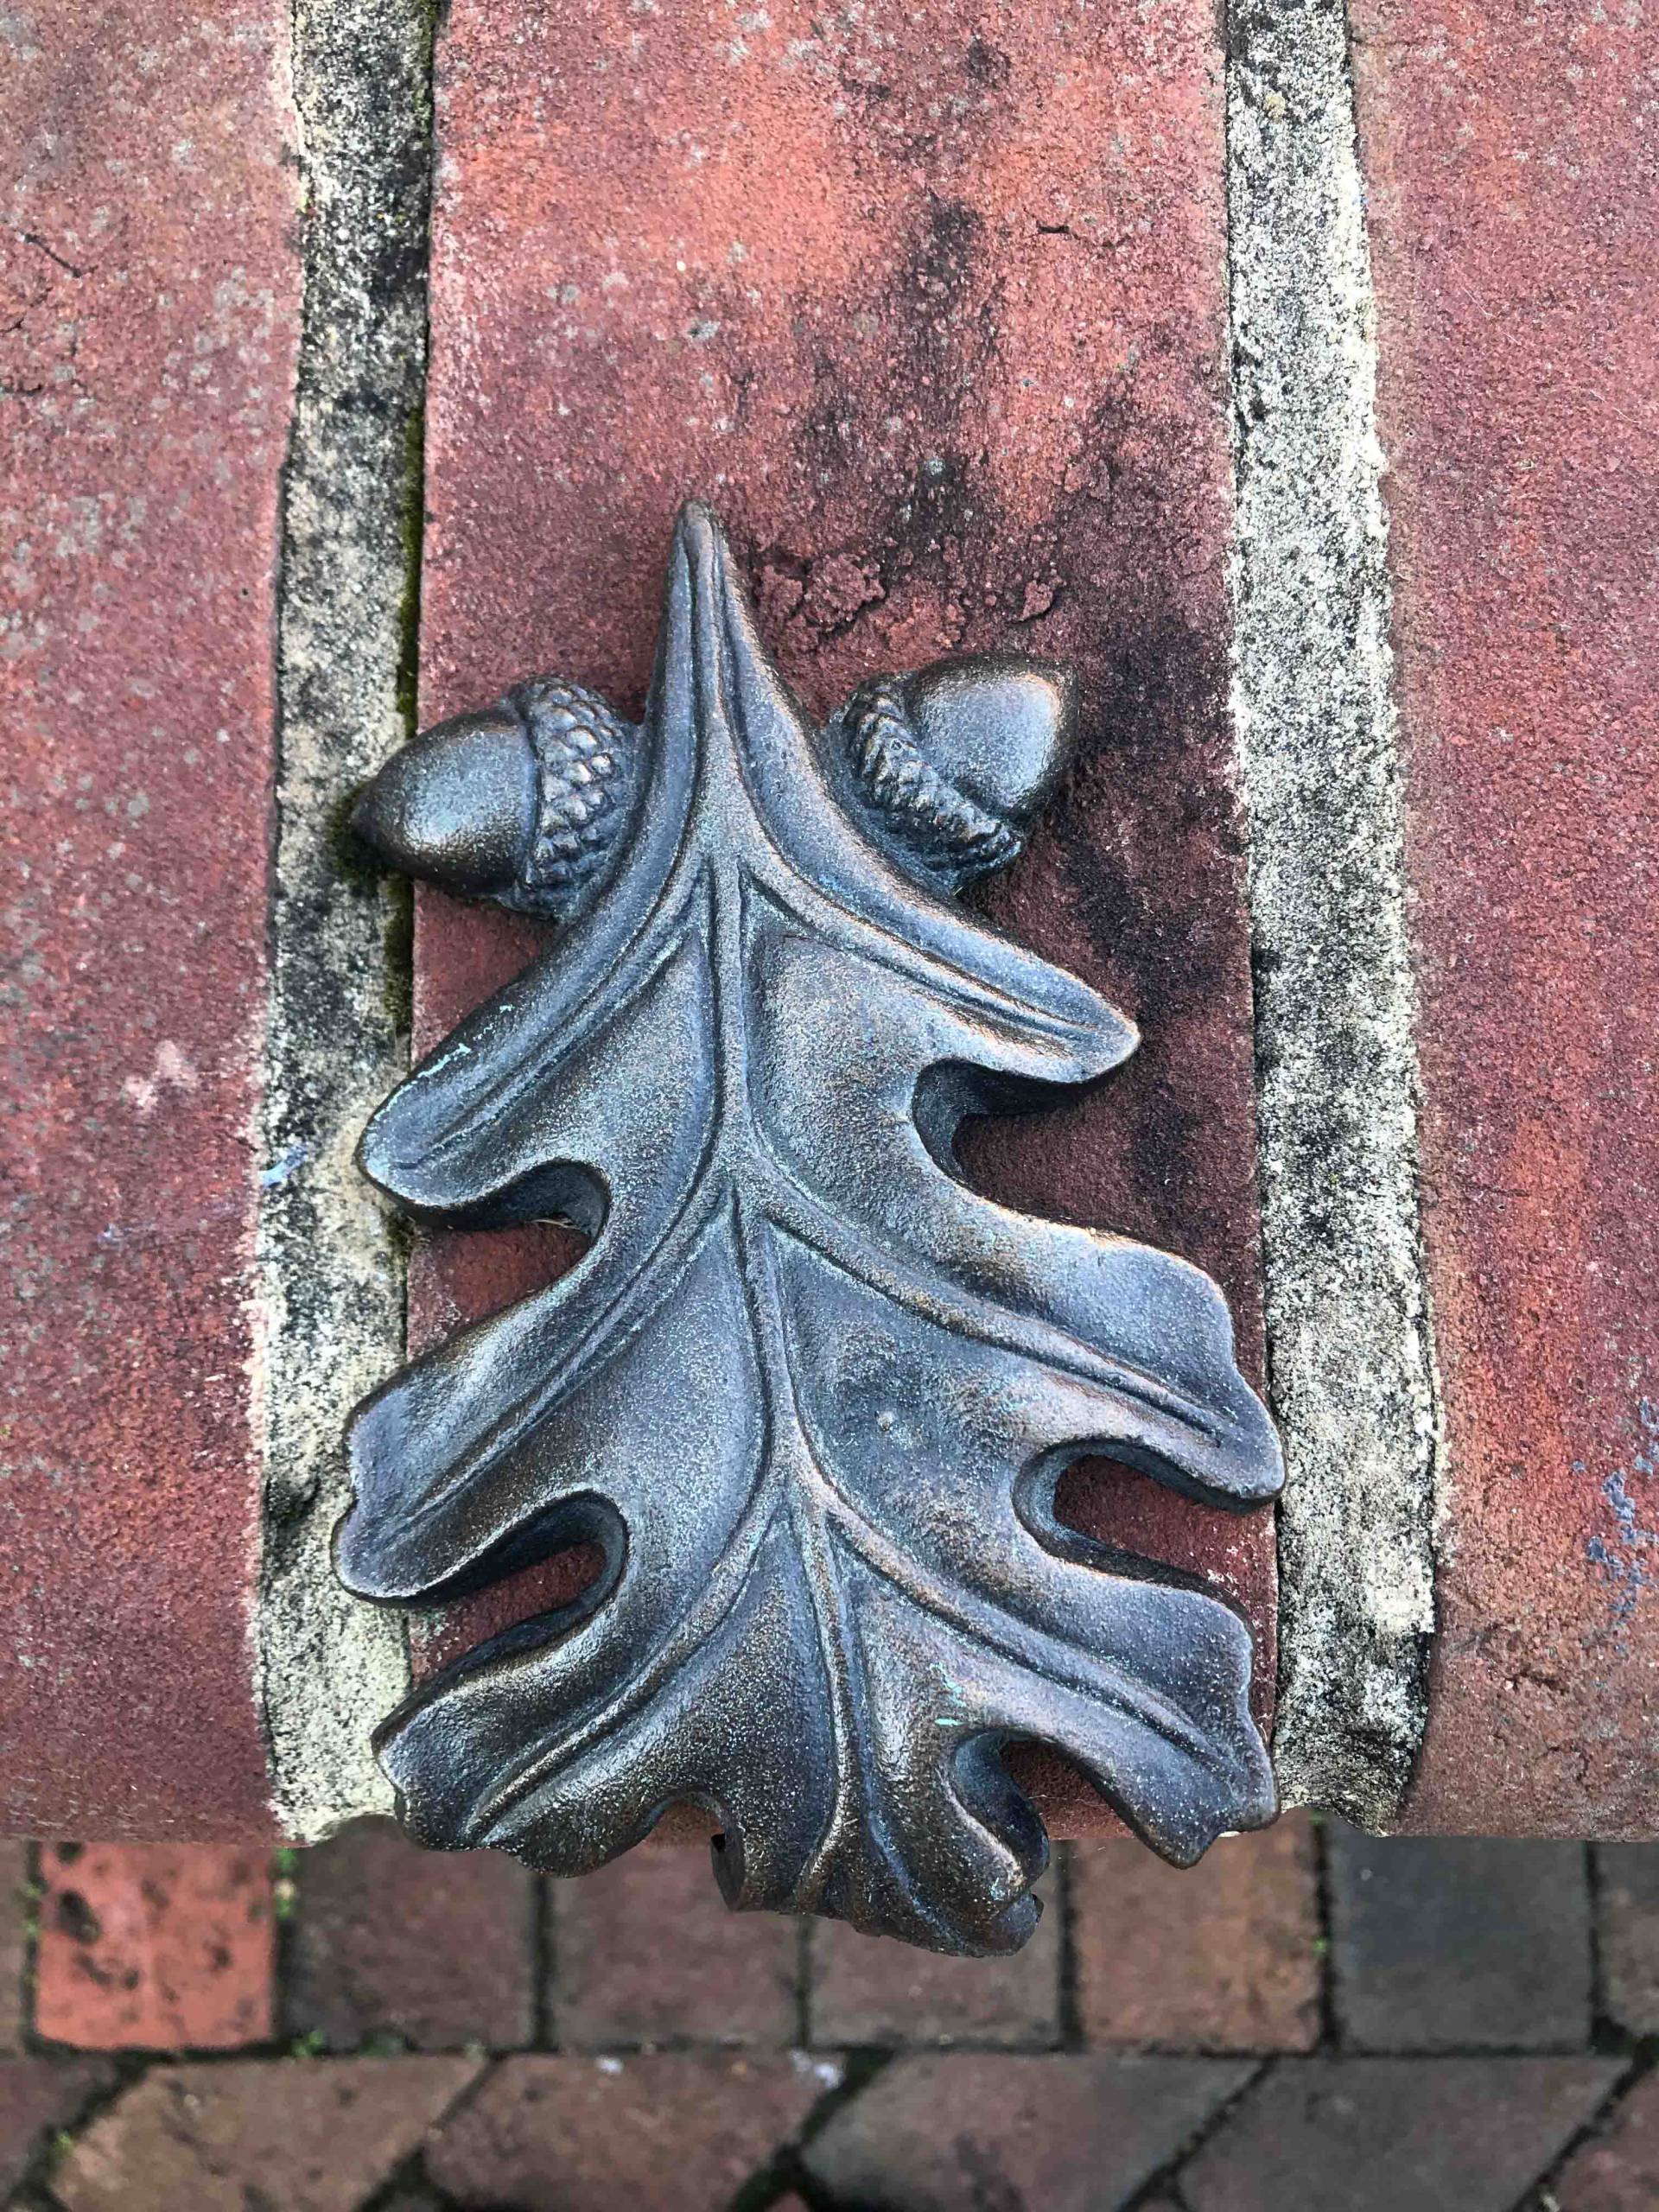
[[833, 652, 1077, 893], [352, 652, 1075, 915], [351, 677, 639, 924]]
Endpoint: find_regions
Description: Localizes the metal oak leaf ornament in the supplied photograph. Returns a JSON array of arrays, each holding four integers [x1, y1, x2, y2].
[[340, 503, 1284, 1957]]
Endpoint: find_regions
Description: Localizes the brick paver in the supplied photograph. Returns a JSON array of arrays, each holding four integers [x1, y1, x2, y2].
[[0, 1826, 1643, 2205], [809, 1872, 1062, 2048], [52, 2057, 480, 2212], [409, 0, 1278, 1785], [1350, 0, 1659, 1838], [1327, 1830, 1592, 2051], [804, 2052, 1253, 2211], [1595, 1846, 1659, 2036], [1181, 2057, 1622, 2212], [0, 1842, 28, 2052], [1554, 2065, 1659, 2212], [34, 1843, 273, 2052], [0, 2059, 109, 2201], [551, 1847, 798, 2050], [285, 1818, 536, 2052], [1073, 1816, 1320, 2050], [425, 2053, 827, 2212], [2, 0, 298, 1842]]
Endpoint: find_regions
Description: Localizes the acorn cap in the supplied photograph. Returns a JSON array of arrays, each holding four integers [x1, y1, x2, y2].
[[838, 652, 1077, 892], [352, 679, 639, 923]]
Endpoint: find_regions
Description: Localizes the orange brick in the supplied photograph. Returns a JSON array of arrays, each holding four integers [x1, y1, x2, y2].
[[35, 1844, 273, 2051]]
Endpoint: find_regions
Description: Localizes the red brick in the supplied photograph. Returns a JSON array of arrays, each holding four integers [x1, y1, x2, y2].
[[552, 1847, 798, 2050], [804, 2053, 1253, 2211], [53, 2057, 480, 2212], [0, 4, 296, 1835], [0, 1842, 29, 2052], [809, 1877, 1062, 2048], [1073, 1815, 1320, 2050], [1554, 2068, 1659, 2212], [1181, 2058, 1621, 2212], [0, 2060, 110, 2202], [34, 1844, 273, 2052], [409, 0, 1274, 1836], [1595, 1846, 1659, 2037], [285, 1818, 537, 2052], [425, 2053, 825, 2212], [1348, 6, 1659, 1832]]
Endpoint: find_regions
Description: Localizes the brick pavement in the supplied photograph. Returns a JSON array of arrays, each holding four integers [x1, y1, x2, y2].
[[3, 2, 1657, 2206], [4, 1821, 1659, 2207]]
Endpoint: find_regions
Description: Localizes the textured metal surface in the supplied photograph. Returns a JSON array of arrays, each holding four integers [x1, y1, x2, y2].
[[340, 503, 1283, 1955]]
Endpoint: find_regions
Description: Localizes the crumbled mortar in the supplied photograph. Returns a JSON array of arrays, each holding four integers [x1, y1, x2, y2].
[[252, 0, 435, 1835], [1226, 0, 1441, 1825]]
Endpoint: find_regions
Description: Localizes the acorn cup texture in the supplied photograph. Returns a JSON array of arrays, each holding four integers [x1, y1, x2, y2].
[[836, 652, 1077, 893], [351, 652, 1076, 911]]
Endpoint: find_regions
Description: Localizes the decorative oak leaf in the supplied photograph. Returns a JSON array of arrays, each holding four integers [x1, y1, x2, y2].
[[338, 503, 1284, 1957]]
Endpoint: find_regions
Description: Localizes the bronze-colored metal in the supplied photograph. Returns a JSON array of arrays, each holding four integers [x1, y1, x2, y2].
[[340, 502, 1283, 1956]]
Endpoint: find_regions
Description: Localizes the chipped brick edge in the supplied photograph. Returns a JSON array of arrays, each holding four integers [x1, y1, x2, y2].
[[252, 0, 434, 1835], [1224, 0, 1440, 1824]]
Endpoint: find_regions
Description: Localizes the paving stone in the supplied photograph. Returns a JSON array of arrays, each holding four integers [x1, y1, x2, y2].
[[809, 1876, 1061, 2048], [1595, 1846, 1659, 2036], [2, 0, 298, 1840], [1181, 2058, 1621, 2212], [52, 2056, 480, 2212], [551, 1846, 798, 2048], [1554, 2065, 1659, 2212], [0, 2060, 110, 2201], [410, 0, 1279, 1817], [34, 1844, 273, 2052], [804, 2053, 1253, 2210], [1327, 1831, 1592, 2051], [425, 2052, 826, 2212], [285, 1817, 536, 2052], [1348, 1, 1659, 1834], [1073, 1815, 1320, 2050], [0, 1842, 30, 2053]]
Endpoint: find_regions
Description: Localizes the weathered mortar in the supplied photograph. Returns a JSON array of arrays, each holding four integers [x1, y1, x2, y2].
[[1225, 0, 1440, 1823], [253, 0, 433, 1835]]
